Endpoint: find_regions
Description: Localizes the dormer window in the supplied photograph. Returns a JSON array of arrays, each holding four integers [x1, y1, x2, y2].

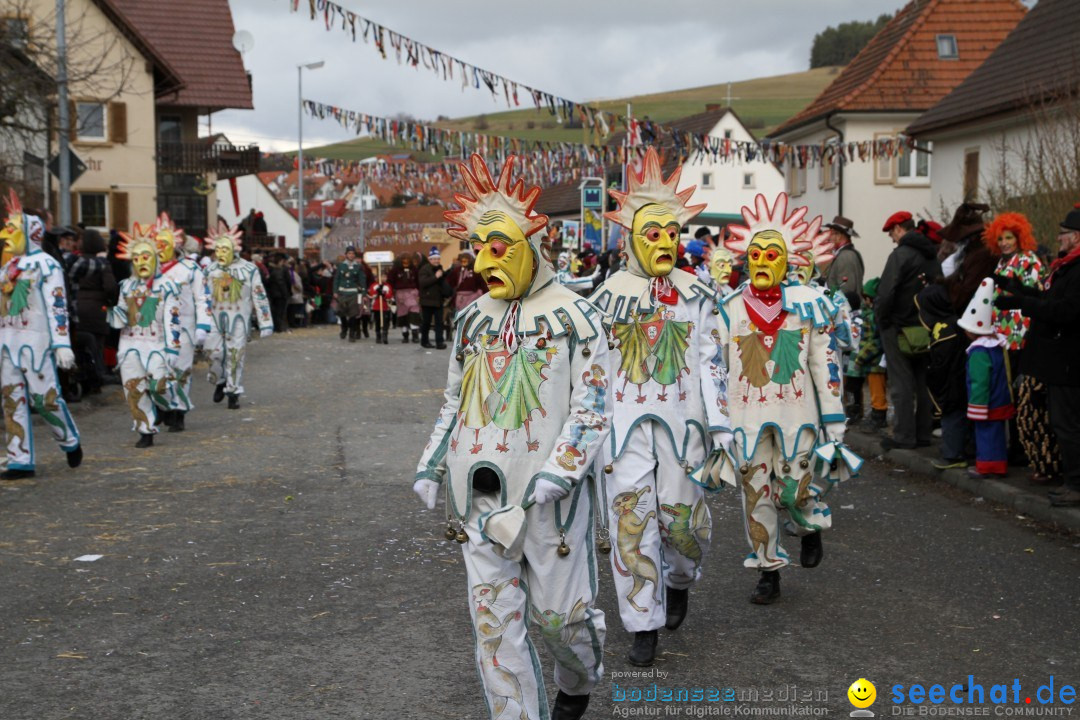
[[937, 34, 958, 59]]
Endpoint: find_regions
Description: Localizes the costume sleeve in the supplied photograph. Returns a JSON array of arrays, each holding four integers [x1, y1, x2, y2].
[[1015, 289, 1080, 328], [966, 348, 990, 420], [249, 267, 272, 329], [697, 297, 731, 436], [164, 283, 182, 355], [415, 325, 465, 484], [534, 327, 611, 491], [807, 322, 846, 425], [332, 265, 342, 294], [108, 281, 128, 329], [40, 259, 72, 350], [192, 264, 212, 332], [875, 253, 900, 329]]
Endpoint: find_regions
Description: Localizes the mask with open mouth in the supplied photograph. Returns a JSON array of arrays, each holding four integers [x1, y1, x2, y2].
[[726, 194, 832, 293]]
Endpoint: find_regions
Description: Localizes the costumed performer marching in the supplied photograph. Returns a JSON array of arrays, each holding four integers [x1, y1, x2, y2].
[[589, 147, 734, 667], [202, 222, 272, 410], [0, 191, 82, 479], [413, 154, 610, 720]]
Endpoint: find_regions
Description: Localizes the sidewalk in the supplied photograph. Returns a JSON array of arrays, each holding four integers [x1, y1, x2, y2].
[[846, 428, 1080, 534]]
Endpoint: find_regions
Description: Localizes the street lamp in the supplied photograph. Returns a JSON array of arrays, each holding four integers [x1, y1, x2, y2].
[[297, 60, 325, 255]]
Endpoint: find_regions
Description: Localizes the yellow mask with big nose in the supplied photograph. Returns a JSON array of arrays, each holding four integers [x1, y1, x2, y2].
[[216, 239, 236, 267], [631, 204, 680, 277], [472, 210, 535, 300], [0, 212, 26, 267], [131, 241, 158, 280], [746, 230, 788, 291], [155, 229, 177, 263]]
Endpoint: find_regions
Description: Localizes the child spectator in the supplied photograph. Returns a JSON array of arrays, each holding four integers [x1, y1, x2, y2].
[[848, 278, 887, 429]]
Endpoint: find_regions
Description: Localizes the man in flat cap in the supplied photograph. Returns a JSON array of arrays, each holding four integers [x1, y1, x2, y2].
[[822, 216, 864, 310]]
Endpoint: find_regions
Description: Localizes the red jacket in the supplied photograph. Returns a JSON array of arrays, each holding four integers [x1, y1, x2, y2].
[[369, 281, 393, 312]]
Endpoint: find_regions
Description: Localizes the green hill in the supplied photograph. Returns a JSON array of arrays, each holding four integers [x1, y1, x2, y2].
[[307, 66, 840, 161]]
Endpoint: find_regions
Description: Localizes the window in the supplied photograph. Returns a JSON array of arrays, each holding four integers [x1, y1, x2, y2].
[[821, 142, 840, 190], [702, 172, 714, 189], [742, 172, 755, 189], [789, 162, 807, 197], [964, 148, 980, 201], [874, 132, 895, 184], [936, 34, 958, 60], [79, 192, 108, 229], [897, 141, 932, 185], [158, 115, 182, 144], [76, 102, 106, 141], [723, 129, 733, 140]]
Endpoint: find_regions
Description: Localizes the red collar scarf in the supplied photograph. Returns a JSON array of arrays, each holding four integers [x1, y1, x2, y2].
[[742, 284, 787, 335]]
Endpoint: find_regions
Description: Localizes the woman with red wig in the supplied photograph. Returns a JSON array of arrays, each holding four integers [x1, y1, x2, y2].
[[984, 212, 1044, 355]]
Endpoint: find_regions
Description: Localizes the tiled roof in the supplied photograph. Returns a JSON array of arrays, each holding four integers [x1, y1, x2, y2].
[[770, 0, 1026, 138], [88, 0, 184, 96], [110, 0, 253, 111], [907, 0, 1080, 135]]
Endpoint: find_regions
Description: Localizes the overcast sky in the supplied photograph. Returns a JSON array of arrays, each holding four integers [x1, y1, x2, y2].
[[211, 0, 1024, 152]]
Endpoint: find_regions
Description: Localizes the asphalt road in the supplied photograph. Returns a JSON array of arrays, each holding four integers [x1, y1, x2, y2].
[[1, 327, 1077, 720]]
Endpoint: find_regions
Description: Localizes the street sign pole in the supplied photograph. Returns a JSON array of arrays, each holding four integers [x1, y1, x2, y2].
[[56, 0, 71, 225]]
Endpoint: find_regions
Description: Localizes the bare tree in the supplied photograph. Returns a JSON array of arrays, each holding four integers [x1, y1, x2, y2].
[[0, 0, 143, 204]]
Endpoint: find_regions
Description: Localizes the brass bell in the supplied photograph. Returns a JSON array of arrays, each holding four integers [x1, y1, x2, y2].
[[455, 352, 464, 362], [800, 459, 810, 469], [557, 542, 571, 557], [712, 307, 720, 315], [604, 464, 614, 474], [455, 529, 469, 544], [782, 463, 791, 474], [608, 342, 615, 350], [683, 463, 693, 475], [444, 525, 457, 541], [598, 537, 612, 554], [582, 346, 591, 357], [740, 464, 750, 474]]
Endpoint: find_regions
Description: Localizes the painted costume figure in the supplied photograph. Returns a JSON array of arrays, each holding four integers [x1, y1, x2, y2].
[[108, 224, 181, 447], [716, 193, 860, 604], [0, 191, 82, 479], [202, 222, 272, 409], [414, 155, 610, 720], [960, 279, 1014, 477], [153, 212, 211, 432], [588, 148, 732, 666]]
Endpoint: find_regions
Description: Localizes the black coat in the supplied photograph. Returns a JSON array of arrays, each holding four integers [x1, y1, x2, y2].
[[418, 261, 446, 308], [876, 231, 942, 330], [1013, 251, 1080, 387], [917, 283, 968, 414]]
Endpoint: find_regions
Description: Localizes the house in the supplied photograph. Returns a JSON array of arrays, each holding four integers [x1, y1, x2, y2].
[[768, 0, 1026, 275], [215, 173, 298, 250], [905, 0, 1080, 240]]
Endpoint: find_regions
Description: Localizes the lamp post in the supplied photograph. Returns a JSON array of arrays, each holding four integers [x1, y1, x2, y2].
[[297, 60, 324, 255]]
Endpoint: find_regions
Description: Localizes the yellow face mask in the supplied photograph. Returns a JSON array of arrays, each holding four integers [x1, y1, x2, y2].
[[155, 229, 177, 263], [131, 241, 158, 280], [216, 240, 236, 267], [746, 230, 788, 291], [710, 255, 733, 286], [631, 204, 680, 277], [471, 210, 535, 300], [0, 212, 27, 266]]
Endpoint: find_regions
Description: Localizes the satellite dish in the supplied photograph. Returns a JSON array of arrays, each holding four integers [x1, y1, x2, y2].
[[232, 30, 254, 55]]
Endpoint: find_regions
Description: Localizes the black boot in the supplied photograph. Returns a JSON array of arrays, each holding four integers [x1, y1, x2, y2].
[[213, 383, 226, 404], [348, 318, 358, 343], [0, 468, 35, 480], [380, 331, 388, 345], [665, 587, 689, 631], [411, 329, 420, 343], [801, 531, 823, 568], [168, 412, 186, 433], [66, 445, 83, 468], [869, 408, 887, 430], [551, 691, 590, 720], [339, 320, 348, 339], [361, 317, 370, 338], [227, 393, 240, 410], [421, 337, 434, 349], [628, 630, 658, 666], [750, 570, 781, 605], [135, 433, 154, 449], [844, 375, 864, 421], [401, 330, 410, 344]]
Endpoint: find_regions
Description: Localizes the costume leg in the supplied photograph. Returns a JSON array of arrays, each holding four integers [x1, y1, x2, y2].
[[655, 428, 710, 591], [119, 353, 156, 435], [225, 325, 248, 395], [605, 422, 664, 632], [205, 328, 226, 388], [1048, 385, 1080, 492], [524, 483, 605, 698], [974, 420, 1008, 475], [867, 372, 888, 411], [1, 360, 34, 470], [739, 428, 789, 570], [462, 492, 545, 720], [24, 358, 80, 453], [168, 333, 195, 412], [777, 427, 834, 537]]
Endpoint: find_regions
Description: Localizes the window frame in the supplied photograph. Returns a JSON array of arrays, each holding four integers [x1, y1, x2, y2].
[[742, 172, 755, 190], [78, 191, 109, 230], [75, 100, 107, 143], [701, 171, 714, 189], [895, 140, 932, 187], [936, 34, 958, 60]]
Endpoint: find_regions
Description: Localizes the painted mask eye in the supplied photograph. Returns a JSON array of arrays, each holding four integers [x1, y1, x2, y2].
[[489, 240, 508, 259], [749, 249, 761, 261], [645, 228, 662, 242], [666, 227, 679, 240], [472, 243, 483, 255], [765, 250, 779, 262]]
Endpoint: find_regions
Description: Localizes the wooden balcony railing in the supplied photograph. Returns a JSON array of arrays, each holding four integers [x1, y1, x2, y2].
[[157, 142, 260, 179]]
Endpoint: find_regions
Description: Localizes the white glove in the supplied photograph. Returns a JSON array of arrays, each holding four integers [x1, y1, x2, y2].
[[412, 478, 439, 510], [260, 326, 273, 338], [530, 478, 569, 506], [54, 347, 76, 370], [710, 430, 734, 454], [825, 422, 847, 445], [195, 328, 208, 346]]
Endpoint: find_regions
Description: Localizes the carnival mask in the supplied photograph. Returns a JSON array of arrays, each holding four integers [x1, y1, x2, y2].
[[216, 239, 236, 267], [631, 204, 680, 277], [472, 210, 535, 300], [155, 228, 177, 263], [131, 241, 158, 280], [0, 211, 26, 266], [791, 250, 815, 285], [710, 250, 733, 286], [747, 230, 788, 291]]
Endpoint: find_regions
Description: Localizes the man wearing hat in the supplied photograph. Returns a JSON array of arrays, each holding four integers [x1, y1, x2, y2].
[[994, 205, 1080, 507], [876, 211, 942, 451], [334, 246, 366, 342], [822, 216, 864, 309], [417, 246, 447, 349]]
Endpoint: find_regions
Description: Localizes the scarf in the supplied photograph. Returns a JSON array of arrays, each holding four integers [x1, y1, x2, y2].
[[743, 284, 787, 335]]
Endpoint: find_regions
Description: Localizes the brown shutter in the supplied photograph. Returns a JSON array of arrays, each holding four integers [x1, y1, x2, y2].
[[68, 100, 77, 141], [963, 150, 980, 202], [70, 192, 79, 222], [109, 102, 127, 144], [110, 192, 129, 232]]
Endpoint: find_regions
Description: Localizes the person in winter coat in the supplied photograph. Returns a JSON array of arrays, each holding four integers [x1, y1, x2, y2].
[[446, 251, 487, 316], [70, 229, 118, 394], [417, 247, 447, 349], [386, 253, 421, 343], [917, 280, 970, 469], [876, 211, 942, 450], [368, 272, 393, 344]]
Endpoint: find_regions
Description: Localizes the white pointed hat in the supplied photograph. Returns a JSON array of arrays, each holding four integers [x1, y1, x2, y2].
[[958, 277, 996, 335]]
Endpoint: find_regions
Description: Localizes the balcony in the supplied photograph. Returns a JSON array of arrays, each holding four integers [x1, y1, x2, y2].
[[157, 142, 260, 179]]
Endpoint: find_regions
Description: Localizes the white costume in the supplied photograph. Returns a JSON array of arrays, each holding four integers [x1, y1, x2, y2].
[[202, 223, 272, 399], [0, 196, 81, 473], [589, 149, 731, 641], [414, 155, 609, 720]]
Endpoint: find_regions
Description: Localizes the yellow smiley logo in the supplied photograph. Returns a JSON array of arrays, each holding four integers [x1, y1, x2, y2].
[[848, 678, 876, 709]]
